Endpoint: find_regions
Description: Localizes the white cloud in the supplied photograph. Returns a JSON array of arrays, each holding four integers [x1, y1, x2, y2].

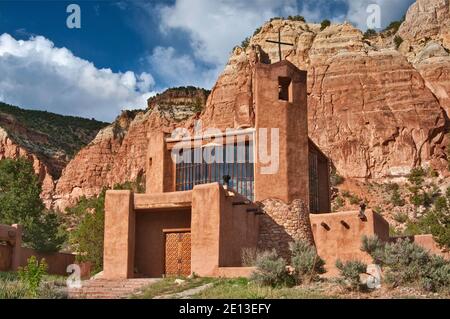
[[159, 0, 298, 65], [153, 0, 413, 89], [345, 0, 415, 30], [0, 33, 156, 122], [148, 46, 220, 88]]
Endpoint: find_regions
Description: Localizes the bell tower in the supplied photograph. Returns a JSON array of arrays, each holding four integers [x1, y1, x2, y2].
[[253, 60, 309, 205]]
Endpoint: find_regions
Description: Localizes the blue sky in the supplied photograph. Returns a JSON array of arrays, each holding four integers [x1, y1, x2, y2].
[[0, 0, 415, 121]]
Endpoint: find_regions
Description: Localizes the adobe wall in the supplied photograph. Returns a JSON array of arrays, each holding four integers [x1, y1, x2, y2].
[[103, 190, 135, 279], [390, 234, 450, 260], [191, 183, 259, 277], [0, 244, 11, 271], [412, 235, 449, 259], [146, 132, 174, 193], [1, 223, 79, 276], [134, 209, 191, 277], [310, 210, 389, 276], [258, 198, 313, 260], [19, 248, 75, 276]]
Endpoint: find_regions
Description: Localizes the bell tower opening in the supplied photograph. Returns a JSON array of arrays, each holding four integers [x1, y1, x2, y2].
[[278, 76, 292, 102]]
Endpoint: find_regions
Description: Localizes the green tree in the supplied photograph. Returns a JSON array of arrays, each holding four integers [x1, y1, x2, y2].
[[320, 19, 331, 31], [363, 29, 377, 39], [68, 191, 106, 274], [0, 158, 65, 252], [26, 211, 67, 253]]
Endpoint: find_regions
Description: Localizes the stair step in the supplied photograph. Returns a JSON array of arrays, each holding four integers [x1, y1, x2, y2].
[[68, 278, 159, 299]]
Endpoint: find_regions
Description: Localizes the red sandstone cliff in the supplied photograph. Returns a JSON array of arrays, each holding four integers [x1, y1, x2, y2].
[[53, 0, 450, 209]]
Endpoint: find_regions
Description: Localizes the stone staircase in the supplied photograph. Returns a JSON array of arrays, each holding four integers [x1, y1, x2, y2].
[[68, 278, 159, 299]]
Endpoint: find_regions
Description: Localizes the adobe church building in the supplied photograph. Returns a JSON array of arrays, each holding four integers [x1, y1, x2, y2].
[[102, 61, 447, 280]]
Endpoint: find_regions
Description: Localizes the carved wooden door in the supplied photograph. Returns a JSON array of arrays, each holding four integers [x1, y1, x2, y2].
[[164, 231, 191, 277]]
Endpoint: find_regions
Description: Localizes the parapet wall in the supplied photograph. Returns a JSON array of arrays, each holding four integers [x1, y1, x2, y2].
[[310, 210, 389, 276], [309, 210, 448, 276], [0, 223, 87, 277]]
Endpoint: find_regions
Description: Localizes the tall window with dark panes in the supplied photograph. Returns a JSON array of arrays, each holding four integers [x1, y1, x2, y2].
[[175, 142, 254, 201]]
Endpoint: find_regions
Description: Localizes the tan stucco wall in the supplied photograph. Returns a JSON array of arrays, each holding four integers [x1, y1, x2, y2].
[[134, 209, 191, 277], [310, 210, 389, 276], [103, 190, 135, 279], [191, 183, 259, 277]]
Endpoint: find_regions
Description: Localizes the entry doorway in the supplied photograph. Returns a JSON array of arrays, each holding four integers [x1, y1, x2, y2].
[[164, 228, 191, 277]]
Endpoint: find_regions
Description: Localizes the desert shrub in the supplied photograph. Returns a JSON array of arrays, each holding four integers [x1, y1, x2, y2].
[[364, 238, 450, 292], [363, 29, 377, 39], [394, 35, 404, 48], [287, 15, 305, 22], [361, 235, 384, 256], [250, 250, 294, 287], [241, 247, 259, 267], [0, 281, 28, 299], [320, 19, 331, 31], [342, 190, 351, 198], [391, 188, 405, 207], [408, 167, 425, 187], [333, 196, 344, 211], [393, 212, 408, 224], [419, 255, 450, 292], [385, 182, 399, 192], [330, 169, 344, 186], [289, 240, 325, 284], [335, 260, 367, 291], [349, 194, 362, 205], [405, 195, 450, 249], [18, 256, 48, 297]]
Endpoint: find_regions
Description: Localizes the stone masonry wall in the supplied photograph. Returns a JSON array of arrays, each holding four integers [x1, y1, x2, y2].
[[257, 198, 314, 260]]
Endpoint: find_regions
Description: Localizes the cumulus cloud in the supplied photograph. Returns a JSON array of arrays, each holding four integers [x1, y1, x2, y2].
[[159, 0, 298, 65], [0, 33, 156, 122], [152, 0, 413, 89], [148, 46, 222, 89], [345, 0, 415, 30]]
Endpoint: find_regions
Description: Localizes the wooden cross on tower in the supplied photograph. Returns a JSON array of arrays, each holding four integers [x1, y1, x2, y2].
[[266, 28, 294, 62]]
